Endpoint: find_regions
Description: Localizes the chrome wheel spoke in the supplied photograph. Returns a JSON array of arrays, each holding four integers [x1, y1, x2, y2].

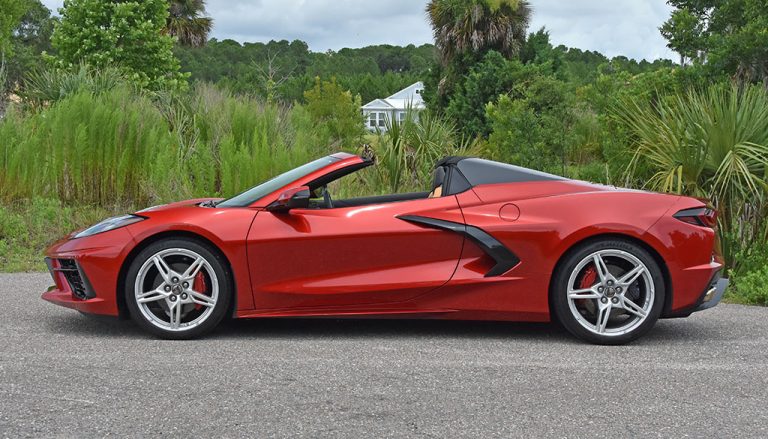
[[137, 288, 167, 304], [182, 256, 205, 279], [190, 290, 215, 308], [168, 300, 182, 329], [153, 256, 174, 283], [621, 297, 647, 318], [593, 253, 611, 282], [595, 303, 612, 333], [568, 288, 600, 300], [619, 264, 645, 286]]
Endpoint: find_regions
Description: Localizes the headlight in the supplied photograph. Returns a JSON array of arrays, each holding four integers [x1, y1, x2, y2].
[[74, 214, 146, 239]]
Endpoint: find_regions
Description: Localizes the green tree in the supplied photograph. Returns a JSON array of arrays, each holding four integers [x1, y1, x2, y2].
[[660, 0, 768, 85], [486, 75, 575, 172], [0, 0, 28, 55], [445, 50, 545, 138], [427, 0, 531, 66], [6, 0, 56, 89], [303, 77, 364, 147], [52, 0, 186, 90], [166, 0, 212, 48], [425, 0, 531, 109]]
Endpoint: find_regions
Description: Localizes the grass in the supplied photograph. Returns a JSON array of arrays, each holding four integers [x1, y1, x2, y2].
[[0, 199, 117, 272]]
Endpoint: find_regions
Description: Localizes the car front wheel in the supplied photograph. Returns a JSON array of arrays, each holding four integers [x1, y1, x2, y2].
[[125, 238, 231, 339], [552, 239, 665, 345]]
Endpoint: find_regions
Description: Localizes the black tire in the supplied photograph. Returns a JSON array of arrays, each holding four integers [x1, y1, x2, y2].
[[551, 239, 665, 345], [124, 238, 232, 340]]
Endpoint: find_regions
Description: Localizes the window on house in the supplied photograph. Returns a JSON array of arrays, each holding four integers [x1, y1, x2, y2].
[[398, 112, 406, 122], [378, 113, 386, 127], [369, 113, 376, 127]]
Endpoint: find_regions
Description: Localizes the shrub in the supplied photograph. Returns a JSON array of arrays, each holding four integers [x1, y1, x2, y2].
[[617, 83, 768, 267]]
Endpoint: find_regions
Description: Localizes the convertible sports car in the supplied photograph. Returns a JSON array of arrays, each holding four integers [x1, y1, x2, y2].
[[43, 152, 728, 344]]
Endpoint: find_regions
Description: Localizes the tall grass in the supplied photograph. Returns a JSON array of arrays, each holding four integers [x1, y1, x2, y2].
[[0, 85, 330, 207]]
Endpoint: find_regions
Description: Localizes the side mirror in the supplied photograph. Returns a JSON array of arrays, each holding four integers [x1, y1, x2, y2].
[[267, 186, 311, 213]]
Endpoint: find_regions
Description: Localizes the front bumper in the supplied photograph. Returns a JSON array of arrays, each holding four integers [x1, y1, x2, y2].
[[41, 228, 135, 316]]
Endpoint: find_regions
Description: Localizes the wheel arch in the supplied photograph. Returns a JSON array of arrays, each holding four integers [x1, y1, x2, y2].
[[547, 232, 672, 318], [116, 230, 237, 319]]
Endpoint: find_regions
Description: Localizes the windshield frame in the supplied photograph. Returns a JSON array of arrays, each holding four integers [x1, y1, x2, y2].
[[216, 156, 341, 208]]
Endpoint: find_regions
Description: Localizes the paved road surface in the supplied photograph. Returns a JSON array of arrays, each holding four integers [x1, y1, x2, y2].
[[1, 273, 767, 438]]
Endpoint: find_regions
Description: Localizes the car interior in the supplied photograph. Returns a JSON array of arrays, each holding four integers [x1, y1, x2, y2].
[[306, 162, 449, 209]]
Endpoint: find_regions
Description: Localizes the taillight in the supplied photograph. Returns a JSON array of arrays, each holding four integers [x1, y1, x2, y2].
[[673, 207, 717, 228]]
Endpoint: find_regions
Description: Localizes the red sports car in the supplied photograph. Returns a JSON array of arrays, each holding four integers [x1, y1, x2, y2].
[[43, 152, 728, 344]]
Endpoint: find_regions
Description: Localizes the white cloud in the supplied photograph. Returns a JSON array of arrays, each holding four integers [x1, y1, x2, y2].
[[41, 0, 676, 60]]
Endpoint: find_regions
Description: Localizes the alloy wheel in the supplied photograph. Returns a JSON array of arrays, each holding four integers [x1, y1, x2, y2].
[[133, 248, 219, 332], [565, 249, 654, 336]]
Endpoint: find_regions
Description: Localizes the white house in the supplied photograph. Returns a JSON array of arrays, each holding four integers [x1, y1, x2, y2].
[[361, 82, 426, 131]]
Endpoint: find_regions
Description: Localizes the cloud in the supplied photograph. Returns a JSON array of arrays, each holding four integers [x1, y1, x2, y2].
[[40, 0, 676, 61]]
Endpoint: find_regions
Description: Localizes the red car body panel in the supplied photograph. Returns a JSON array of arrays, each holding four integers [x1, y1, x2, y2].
[[43, 154, 723, 323]]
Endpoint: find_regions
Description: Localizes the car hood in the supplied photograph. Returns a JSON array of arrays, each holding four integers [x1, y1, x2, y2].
[[136, 198, 223, 214]]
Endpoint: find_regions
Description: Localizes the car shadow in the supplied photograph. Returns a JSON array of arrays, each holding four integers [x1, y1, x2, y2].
[[44, 311, 723, 345], [215, 317, 570, 342]]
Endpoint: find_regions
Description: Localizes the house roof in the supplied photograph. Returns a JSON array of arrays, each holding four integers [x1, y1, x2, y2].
[[362, 82, 426, 111]]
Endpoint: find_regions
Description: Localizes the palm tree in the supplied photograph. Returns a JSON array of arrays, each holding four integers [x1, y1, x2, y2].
[[165, 0, 213, 48], [426, 0, 532, 66]]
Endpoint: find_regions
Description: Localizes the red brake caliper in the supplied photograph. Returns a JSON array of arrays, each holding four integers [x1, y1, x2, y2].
[[192, 272, 207, 310], [580, 265, 598, 290]]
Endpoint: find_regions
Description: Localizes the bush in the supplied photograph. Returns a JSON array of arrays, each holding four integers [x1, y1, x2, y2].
[[617, 83, 768, 267], [729, 265, 768, 306], [727, 237, 768, 305]]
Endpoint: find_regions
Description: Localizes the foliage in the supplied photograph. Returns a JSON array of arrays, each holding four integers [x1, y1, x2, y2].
[[4, 0, 56, 89], [425, 0, 531, 111], [0, 198, 113, 271], [303, 77, 365, 147], [446, 50, 544, 138], [174, 39, 435, 104], [366, 111, 473, 194], [51, 0, 186, 91], [661, 0, 768, 85], [20, 63, 128, 108], [426, 0, 531, 66], [166, 0, 212, 48], [0, 85, 332, 206], [0, 0, 28, 55], [486, 75, 576, 173], [727, 239, 768, 305], [618, 83, 768, 265]]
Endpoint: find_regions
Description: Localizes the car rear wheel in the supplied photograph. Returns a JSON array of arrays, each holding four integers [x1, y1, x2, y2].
[[125, 238, 231, 339], [552, 239, 665, 345]]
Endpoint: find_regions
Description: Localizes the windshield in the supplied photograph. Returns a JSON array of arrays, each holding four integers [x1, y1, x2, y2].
[[217, 156, 339, 207]]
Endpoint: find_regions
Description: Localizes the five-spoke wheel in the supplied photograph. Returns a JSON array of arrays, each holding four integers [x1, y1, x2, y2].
[[552, 239, 664, 344], [125, 239, 231, 339]]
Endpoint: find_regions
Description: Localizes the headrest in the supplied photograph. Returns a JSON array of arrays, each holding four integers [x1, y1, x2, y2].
[[432, 167, 446, 191]]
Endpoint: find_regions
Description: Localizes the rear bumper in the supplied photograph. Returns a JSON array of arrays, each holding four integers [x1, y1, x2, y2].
[[664, 271, 729, 318], [693, 277, 729, 312]]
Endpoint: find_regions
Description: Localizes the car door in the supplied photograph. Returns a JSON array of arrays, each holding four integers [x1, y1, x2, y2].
[[246, 195, 465, 310]]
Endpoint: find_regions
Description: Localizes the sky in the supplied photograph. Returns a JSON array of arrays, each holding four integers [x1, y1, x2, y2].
[[40, 0, 677, 61]]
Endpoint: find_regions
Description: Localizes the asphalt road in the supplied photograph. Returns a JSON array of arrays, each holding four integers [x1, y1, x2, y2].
[[1, 273, 767, 438]]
